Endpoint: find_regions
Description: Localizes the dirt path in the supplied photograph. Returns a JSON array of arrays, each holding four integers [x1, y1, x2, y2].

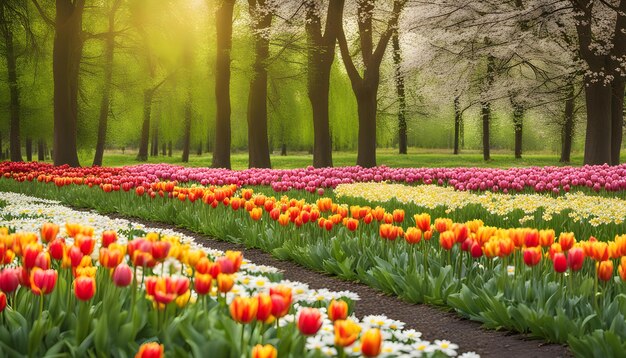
[[106, 213, 571, 358]]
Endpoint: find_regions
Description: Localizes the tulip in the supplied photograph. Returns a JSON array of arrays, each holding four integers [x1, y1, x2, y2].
[[618, 257, 626, 281], [334, 319, 361, 347], [0, 268, 20, 293], [345, 218, 359, 232], [101, 230, 117, 248], [40, 223, 59, 243], [558, 232, 576, 251], [151, 241, 171, 261], [568, 247, 585, 271], [76, 235, 96, 256], [251, 344, 277, 358], [439, 231, 455, 250], [392, 209, 405, 223], [69, 245, 84, 267], [30, 268, 58, 295], [0, 292, 6, 313], [453, 224, 469, 243], [230, 296, 258, 324], [297, 307, 322, 336], [74, 276, 96, 301], [434, 218, 452, 233], [470, 241, 483, 258], [539, 229, 555, 247], [256, 293, 273, 321], [597, 260, 614, 282], [249, 207, 263, 221], [361, 328, 382, 357], [270, 294, 290, 318], [135, 342, 164, 358], [48, 238, 65, 261], [591, 242, 609, 262], [217, 273, 234, 293], [23, 243, 43, 269], [328, 299, 348, 322], [100, 247, 123, 269], [524, 230, 539, 247], [413, 213, 431, 232], [112, 263, 133, 287], [192, 273, 211, 295], [553, 252, 567, 273], [404, 227, 422, 244], [217, 251, 243, 274], [522, 247, 541, 266]]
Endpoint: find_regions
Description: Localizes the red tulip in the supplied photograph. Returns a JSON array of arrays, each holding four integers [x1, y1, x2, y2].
[[568, 247, 585, 271], [48, 238, 65, 261], [553, 252, 567, 273], [112, 263, 133, 287], [151, 241, 171, 261], [522, 247, 541, 266], [361, 328, 382, 357], [0, 292, 6, 313], [74, 276, 96, 301], [30, 268, 58, 295], [256, 293, 273, 321], [470, 241, 483, 258], [297, 307, 322, 336], [101, 230, 117, 248], [40, 223, 59, 243], [0, 268, 20, 293]]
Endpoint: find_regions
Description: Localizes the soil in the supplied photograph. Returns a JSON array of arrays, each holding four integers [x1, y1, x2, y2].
[[105, 212, 571, 358]]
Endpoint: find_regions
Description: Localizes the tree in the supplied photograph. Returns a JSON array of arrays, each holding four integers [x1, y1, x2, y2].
[[246, 0, 273, 168], [93, 0, 123, 166], [32, 0, 84, 167], [0, 1, 33, 162], [337, 0, 406, 167], [305, 0, 344, 167], [212, 0, 236, 169], [569, 0, 626, 165]]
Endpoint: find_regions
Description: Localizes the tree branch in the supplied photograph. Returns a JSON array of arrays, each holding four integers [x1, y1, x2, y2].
[[30, 0, 55, 27], [337, 22, 363, 86]]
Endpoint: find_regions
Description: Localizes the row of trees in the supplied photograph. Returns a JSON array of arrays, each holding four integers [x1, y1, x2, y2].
[[1, 0, 625, 168]]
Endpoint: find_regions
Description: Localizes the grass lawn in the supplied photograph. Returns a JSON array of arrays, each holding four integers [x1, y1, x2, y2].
[[72, 148, 613, 170]]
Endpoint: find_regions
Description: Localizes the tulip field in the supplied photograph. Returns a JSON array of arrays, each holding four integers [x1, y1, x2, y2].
[[2, 162, 626, 357]]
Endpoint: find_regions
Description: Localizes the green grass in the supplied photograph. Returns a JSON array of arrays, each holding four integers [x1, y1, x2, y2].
[[76, 148, 603, 169]]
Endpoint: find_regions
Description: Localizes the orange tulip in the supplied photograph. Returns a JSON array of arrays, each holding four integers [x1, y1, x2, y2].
[[361, 328, 382, 357], [539, 229, 555, 247], [99, 247, 123, 269], [184, 249, 205, 268], [230, 296, 259, 324], [278, 214, 290, 226], [597, 260, 614, 282], [423, 230, 433, 241], [404, 227, 422, 244], [439, 231, 455, 250], [334, 319, 361, 347], [0, 292, 6, 313], [345, 218, 359, 232], [251, 344, 277, 358], [413, 213, 431, 232], [249, 207, 263, 221], [328, 299, 348, 322], [548, 243, 562, 260], [151, 241, 171, 261], [74, 276, 96, 301], [30, 268, 58, 295], [452, 223, 469, 243], [135, 342, 164, 358], [392, 209, 405, 223], [591, 242, 609, 262], [434, 218, 452, 233], [40, 223, 59, 243], [558, 232, 576, 251], [217, 273, 234, 293], [498, 238, 514, 257]]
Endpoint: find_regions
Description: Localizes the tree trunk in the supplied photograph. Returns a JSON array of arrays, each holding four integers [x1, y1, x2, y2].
[[52, 0, 84, 167], [92, 2, 120, 167], [38, 139, 45, 161], [356, 85, 378, 167], [181, 100, 192, 163], [281, 143, 287, 156], [561, 84, 575, 163], [151, 126, 159, 157], [611, 78, 624, 165], [453, 96, 461, 155], [305, 0, 343, 168], [1, 5, 23, 162], [392, 30, 407, 155], [583, 81, 612, 165], [481, 101, 491, 161], [247, 0, 272, 169], [25, 138, 32, 161], [161, 143, 166, 156], [136, 89, 152, 161], [513, 104, 524, 159], [212, 0, 235, 169], [167, 140, 172, 157]]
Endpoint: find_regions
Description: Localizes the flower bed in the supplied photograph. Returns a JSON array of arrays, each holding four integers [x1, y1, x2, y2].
[[3, 161, 626, 194], [0, 192, 468, 357]]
